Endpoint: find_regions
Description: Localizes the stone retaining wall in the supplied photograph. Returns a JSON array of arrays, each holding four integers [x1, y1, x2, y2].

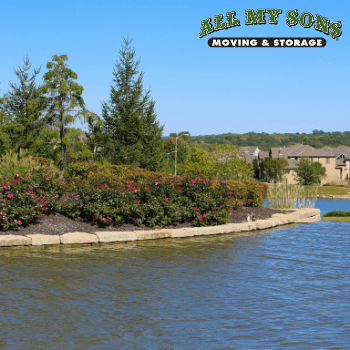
[[0, 208, 320, 248]]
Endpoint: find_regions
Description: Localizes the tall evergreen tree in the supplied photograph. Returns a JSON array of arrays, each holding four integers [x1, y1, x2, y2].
[[100, 37, 165, 170], [3, 55, 47, 153], [41, 54, 87, 180], [0, 93, 11, 156]]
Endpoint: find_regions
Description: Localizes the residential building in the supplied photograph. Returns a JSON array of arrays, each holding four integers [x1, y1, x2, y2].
[[259, 143, 350, 183]]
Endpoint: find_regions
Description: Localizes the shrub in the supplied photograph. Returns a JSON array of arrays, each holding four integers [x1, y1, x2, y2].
[[224, 180, 267, 208], [0, 173, 63, 231], [0, 161, 268, 231], [59, 175, 232, 228], [178, 145, 253, 181], [67, 162, 174, 186], [322, 211, 350, 217], [32, 157, 59, 178]]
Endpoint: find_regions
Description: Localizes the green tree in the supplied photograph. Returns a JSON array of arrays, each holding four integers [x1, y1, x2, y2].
[[294, 158, 326, 185], [3, 55, 47, 153], [0, 95, 11, 155], [260, 157, 290, 182], [169, 131, 192, 144], [252, 158, 260, 179], [211, 144, 253, 180], [178, 144, 253, 181], [178, 146, 215, 178], [164, 136, 190, 165], [41, 54, 87, 180], [99, 37, 165, 170]]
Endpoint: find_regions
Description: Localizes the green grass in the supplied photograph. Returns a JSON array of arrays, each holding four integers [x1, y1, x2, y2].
[[304, 185, 350, 196], [321, 217, 350, 222]]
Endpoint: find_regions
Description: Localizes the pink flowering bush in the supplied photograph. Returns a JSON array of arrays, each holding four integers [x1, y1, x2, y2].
[[0, 160, 266, 231], [59, 175, 231, 228], [0, 171, 63, 231]]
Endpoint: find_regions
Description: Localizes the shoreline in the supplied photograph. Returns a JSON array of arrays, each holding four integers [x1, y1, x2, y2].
[[0, 208, 320, 248], [317, 195, 350, 199]]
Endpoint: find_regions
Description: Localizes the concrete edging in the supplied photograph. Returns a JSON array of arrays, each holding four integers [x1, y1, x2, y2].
[[317, 195, 350, 199], [0, 208, 321, 247]]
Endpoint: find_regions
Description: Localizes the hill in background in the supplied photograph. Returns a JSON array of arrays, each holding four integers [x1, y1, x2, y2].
[[179, 130, 350, 151]]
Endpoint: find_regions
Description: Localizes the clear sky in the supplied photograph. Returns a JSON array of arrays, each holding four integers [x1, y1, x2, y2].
[[0, 1, 348, 137]]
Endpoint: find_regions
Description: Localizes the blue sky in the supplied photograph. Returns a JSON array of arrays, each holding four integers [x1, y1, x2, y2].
[[0, 1, 348, 137]]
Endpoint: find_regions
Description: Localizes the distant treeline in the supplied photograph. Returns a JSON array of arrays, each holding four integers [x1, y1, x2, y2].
[[187, 130, 350, 150]]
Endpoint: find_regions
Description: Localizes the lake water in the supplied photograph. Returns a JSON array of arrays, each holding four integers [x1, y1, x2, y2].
[[0, 200, 349, 349]]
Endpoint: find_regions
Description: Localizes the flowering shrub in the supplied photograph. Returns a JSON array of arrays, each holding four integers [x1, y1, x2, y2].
[[59, 175, 231, 228], [0, 160, 267, 231], [0, 171, 63, 231]]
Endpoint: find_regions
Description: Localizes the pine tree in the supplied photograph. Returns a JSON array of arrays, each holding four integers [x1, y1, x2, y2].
[[0, 94, 11, 156], [3, 55, 47, 153], [41, 55, 87, 180], [100, 37, 165, 170]]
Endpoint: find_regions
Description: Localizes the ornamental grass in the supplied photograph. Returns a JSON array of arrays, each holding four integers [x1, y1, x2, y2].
[[267, 180, 317, 209]]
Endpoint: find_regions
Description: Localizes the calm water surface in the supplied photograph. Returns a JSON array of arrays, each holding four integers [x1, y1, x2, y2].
[[0, 200, 349, 349]]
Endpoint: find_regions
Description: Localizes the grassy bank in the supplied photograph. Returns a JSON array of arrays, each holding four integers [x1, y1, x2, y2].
[[321, 217, 350, 221], [304, 185, 350, 196]]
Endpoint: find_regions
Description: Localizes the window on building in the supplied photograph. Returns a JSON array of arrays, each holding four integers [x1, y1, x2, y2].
[[310, 158, 313, 163], [326, 157, 330, 164]]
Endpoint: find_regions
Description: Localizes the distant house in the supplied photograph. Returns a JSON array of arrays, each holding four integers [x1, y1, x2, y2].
[[238, 146, 260, 157], [259, 143, 350, 183], [238, 146, 260, 164]]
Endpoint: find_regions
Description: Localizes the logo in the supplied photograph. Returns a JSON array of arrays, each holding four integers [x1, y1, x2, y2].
[[199, 9, 342, 48]]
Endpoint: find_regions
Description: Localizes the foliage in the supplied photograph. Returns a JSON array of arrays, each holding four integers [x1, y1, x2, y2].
[[294, 158, 326, 185], [0, 96, 11, 155], [41, 54, 87, 180], [260, 157, 290, 182], [169, 131, 192, 144], [164, 136, 190, 165], [0, 149, 60, 182], [0, 149, 41, 179], [224, 180, 267, 208], [60, 128, 93, 164], [322, 211, 350, 217], [2, 55, 48, 154], [178, 145, 253, 181], [212, 144, 253, 180], [97, 37, 165, 171], [0, 155, 268, 231], [188, 130, 350, 151], [67, 162, 174, 186], [252, 158, 260, 179], [0, 172, 64, 231], [59, 175, 232, 228], [32, 156, 59, 178]]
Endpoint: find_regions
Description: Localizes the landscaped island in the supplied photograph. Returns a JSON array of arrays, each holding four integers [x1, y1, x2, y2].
[[0, 158, 322, 248]]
